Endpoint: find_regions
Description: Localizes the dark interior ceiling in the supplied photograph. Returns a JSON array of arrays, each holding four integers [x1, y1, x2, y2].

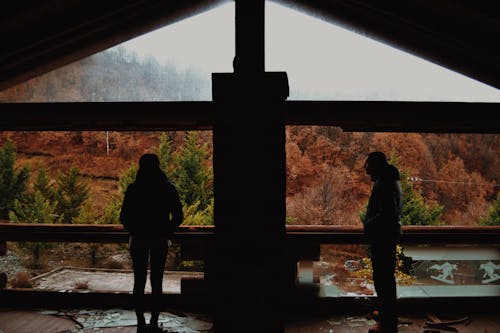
[[1, 0, 499, 91], [0, 0, 229, 91]]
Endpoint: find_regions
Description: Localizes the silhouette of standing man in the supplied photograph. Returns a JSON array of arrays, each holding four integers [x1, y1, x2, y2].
[[120, 154, 183, 333], [363, 152, 402, 333]]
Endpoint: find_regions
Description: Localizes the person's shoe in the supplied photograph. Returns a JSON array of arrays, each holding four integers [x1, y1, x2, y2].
[[368, 322, 398, 333]]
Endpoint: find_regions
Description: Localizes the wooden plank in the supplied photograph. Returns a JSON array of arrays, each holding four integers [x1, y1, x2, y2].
[[1, 223, 499, 244], [1, 101, 498, 133], [0, 222, 213, 243], [284, 101, 500, 133], [288, 225, 500, 244], [0, 310, 77, 333], [0, 102, 214, 131]]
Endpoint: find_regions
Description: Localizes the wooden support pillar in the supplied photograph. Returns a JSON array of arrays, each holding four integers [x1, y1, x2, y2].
[[234, 0, 265, 73], [210, 2, 290, 330], [211, 70, 289, 332]]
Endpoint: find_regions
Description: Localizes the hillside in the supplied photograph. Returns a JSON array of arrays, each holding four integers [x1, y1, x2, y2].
[[285, 127, 498, 225], [0, 131, 212, 213], [0, 128, 497, 226], [0, 47, 497, 226]]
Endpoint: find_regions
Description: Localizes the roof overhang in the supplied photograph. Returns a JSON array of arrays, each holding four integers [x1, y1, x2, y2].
[[0, 0, 229, 90], [275, 0, 500, 89], [1, 0, 499, 90]]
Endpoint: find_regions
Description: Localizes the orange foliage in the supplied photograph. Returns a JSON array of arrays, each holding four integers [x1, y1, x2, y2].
[[436, 157, 493, 224], [285, 126, 497, 226]]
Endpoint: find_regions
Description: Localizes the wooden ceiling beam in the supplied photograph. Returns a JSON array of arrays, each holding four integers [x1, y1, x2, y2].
[[0, 101, 497, 133], [0, 102, 214, 131], [284, 101, 500, 133]]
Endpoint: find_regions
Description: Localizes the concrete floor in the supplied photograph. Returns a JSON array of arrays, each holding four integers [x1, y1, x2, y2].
[[1, 309, 499, 333], [31, 267, 203, 293]]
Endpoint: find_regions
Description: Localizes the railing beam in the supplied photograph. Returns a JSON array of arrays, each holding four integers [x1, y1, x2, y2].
[[0, 101, 498, 133], [1, 223, 498, 244]]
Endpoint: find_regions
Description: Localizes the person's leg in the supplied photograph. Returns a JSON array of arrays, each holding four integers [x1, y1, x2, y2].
[[149, 243, 168, 330], [130, 245, 149, 329], [371, 242, 397, 331]]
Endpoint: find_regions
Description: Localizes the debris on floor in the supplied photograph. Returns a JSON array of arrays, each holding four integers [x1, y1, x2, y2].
[[326, 316, 376, 328], [37, 309, 213, 333], [423, 312, 471, 332]]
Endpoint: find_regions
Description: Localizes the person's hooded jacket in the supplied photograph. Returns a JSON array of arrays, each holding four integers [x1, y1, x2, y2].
[[363, 164, 402, 242], [120, 168, 183, 237]]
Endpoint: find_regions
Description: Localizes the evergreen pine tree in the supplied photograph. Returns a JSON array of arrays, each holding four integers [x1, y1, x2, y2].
[[156, 132, 175, 180], [395, 156, 443, 226], [9, 191, 63, 225], [73, 200, 97, 225], [182, 198, 214, 226], [9, 191, 62, 267], [99, 200, 121, 225], [74, 200, 102, 266], [99, 163, 138, 228], [0, 140, 29, 219], [33, 167, 56, 203], [481, 192, 500, 226], [119, 163, 137, 196], [175, 131, 213, 210], [55, 166, 89, 224]]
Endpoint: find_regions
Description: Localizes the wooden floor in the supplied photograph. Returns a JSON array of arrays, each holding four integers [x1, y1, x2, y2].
[[1, 309, 499, 332], [285, 313, 500, 333], [0, 310, 76, 333], [0, 310, 141, 333]]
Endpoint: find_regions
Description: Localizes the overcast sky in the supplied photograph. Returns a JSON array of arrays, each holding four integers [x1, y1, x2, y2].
[[123, 2, 500, 101]]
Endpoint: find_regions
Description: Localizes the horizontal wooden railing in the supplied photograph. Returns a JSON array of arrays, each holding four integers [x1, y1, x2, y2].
[[285, 225, 500, 244], [0, 222, 214, 243], [1, 222, 499, 310], [0, 220, 500, 244], [1, 222, 499, 244]]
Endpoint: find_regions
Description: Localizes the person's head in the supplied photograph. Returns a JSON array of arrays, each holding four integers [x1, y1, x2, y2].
[[364, 151, 388, 180], [138, 153, 160, 172]]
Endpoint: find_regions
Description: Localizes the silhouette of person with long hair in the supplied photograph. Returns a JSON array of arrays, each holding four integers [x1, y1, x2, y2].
[[363, 152, 402, 333], [120, 154, 183, 333]]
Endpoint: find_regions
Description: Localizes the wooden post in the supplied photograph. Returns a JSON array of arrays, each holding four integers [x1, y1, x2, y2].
[[211, 82, 288, 332], [209, 1, 291, 332]]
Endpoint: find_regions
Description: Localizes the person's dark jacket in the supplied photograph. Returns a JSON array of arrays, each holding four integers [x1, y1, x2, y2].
[[120, 169, 183, 237], [363, 164, 402, 243]]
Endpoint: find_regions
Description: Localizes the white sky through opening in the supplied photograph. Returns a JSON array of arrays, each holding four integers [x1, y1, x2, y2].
[[122, 2, 500, 102]]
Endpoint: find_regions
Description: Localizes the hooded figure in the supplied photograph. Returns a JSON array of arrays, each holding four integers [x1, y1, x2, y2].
[[363, 152, 402, 333], [363, 154, 402, 243], [120, 153, 183, 333]]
